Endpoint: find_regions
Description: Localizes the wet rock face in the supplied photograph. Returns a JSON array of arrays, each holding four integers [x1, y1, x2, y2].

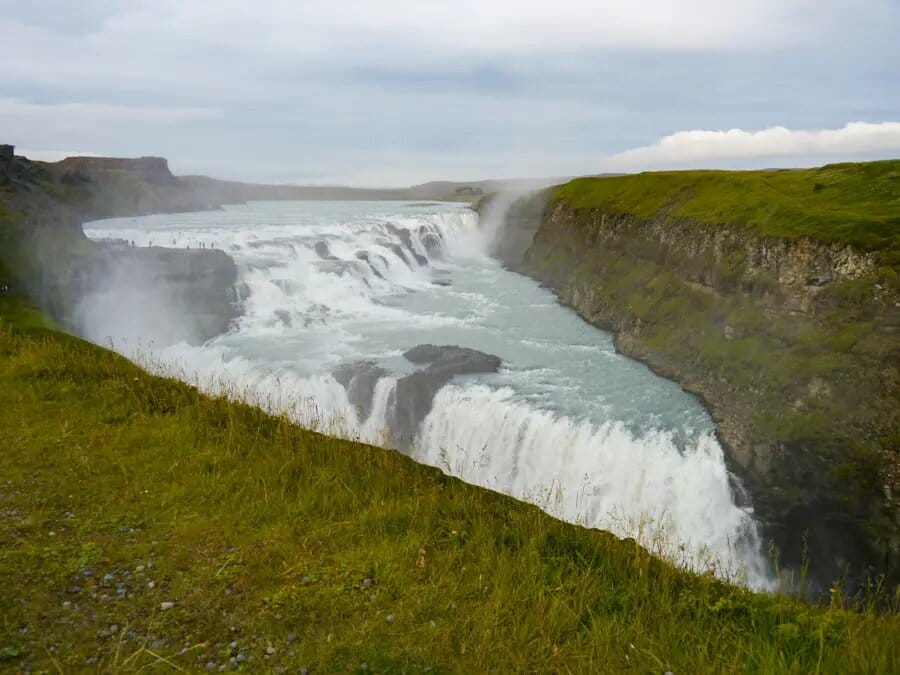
[[333, 361, 389, 423], [389, 345, 502, 447], [334, 345, 502, 448]]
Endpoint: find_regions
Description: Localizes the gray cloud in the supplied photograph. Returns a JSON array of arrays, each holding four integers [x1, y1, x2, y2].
[[1, 1, 897, 185]]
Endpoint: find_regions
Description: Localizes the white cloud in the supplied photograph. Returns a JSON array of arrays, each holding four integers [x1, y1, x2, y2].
[[604, 122, 900, 170]]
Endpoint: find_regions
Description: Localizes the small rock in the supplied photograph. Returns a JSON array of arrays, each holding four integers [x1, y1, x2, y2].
[[85, 657, 97, 666], [223, 588, 233, 596], [147, 562, 154, 569], [360, 663, 368, 671], [266, 646, 277, 655], [386, 614, 395, 624], [229, 641, 238, 650], [80, 567, 94, 578], [286, 633, 297, 643], [230, 657, 237, 665], [103, 573, 115, 583], [218, 666, 226, 673], [236, 653, 246, 663], [205, 661, 217, 671], [136, 565, 145, 573], [362, 578, 374, 588], [147, 581, 156, 589], [62, 601, 71, 610], [301, 576, 313, 584], [300, 668, 309, 675], [160, 601, 176, 611], [110, 624, 119, 634], [67, 586, 81, 594], [119, 526, 130, 533]]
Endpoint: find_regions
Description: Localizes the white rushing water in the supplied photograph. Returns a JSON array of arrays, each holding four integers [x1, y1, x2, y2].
[[84, 200, 771, 588]]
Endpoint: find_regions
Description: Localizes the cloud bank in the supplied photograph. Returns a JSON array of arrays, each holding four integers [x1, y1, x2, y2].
[[605, 122, 900, 171], [0, 1, 897, 184]]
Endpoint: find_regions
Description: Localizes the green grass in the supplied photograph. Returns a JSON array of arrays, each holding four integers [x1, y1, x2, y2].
[[553, 160, 900, 258], [2, 302, 900, 672]]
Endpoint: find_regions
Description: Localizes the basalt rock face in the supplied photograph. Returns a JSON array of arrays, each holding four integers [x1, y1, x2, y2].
[[519, 199, 900, 593], [334, 345, 503, 448], [0, 150, 240, 344]]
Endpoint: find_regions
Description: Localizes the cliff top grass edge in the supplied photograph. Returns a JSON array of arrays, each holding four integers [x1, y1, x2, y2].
[[553, 160, 900, 259]]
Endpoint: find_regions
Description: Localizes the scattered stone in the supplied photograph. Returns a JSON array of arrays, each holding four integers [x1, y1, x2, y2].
[[62, 601, 71, 610], [85, 657, 97, 666], [300, 668, 309, 675], [67, 586, 81, 595], [386, 614, 395, 624], [80, 567, 94, 577], [147, 562, 154, 569], [360, 663, 369, 671], [266, 646, 277, 655], [301, 576, 313, 584], [236, 653, 246, 663], [160, 601, 176, 611], [110, 624, 119, 634], [287, 633, 297, 643], [205, 661, 218, 671], [135, 565, 145, 573], [147, 581, 156, 589], [103, 573, 115, 583], [229, 641, 238, 650], [362, 578, 374, 588], [224, 588, 233, 596]]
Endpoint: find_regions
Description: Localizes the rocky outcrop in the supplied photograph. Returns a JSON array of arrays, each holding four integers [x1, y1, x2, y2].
[[516, 198, 899, 594], [334, 345, 503, 448], [0, 150, 240, 344]]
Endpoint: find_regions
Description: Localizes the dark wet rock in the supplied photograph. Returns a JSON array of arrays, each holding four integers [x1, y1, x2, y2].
[[355, 251, 386, 280], [387, 243, 412, 268], [273, 309, 292, 327], [314, 241, 338, 260], [387, 345, 502, 446], [333, 361, 389, 423]]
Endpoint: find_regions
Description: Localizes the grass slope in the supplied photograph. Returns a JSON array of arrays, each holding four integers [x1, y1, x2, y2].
[[554, 160, 900, 259], [1, 296, 899, 673]]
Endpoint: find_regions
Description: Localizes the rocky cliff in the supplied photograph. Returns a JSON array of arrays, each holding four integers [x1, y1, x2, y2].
[[0, 148, 239, 343], [503, 163, 900, 593]]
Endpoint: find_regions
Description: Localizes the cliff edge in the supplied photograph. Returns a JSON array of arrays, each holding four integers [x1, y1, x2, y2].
[[0, 146, 239, 343], [507, 161, 900, 593]]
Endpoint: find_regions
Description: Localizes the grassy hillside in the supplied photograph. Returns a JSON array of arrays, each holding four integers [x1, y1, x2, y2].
[[553, 160, 900, 260], [2, 297, 900, 672]]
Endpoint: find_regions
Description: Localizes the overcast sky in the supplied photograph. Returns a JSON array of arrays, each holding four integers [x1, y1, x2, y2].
[[1, 0, 899, 186]]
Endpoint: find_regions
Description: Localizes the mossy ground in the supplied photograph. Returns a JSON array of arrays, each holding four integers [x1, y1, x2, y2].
[[2, 297, 900, 673], [555, 160, 900, 261]]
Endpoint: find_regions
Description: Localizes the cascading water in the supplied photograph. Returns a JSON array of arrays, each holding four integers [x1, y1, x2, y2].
[[83, 199, 772, 589]]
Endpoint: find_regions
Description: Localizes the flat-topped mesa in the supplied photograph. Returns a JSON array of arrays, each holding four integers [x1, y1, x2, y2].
[[55, 155, 175, 184]]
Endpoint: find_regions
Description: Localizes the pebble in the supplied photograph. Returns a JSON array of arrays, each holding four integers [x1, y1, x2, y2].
[[287, 633, 297, 643], [67, 586, 81, 595], [62, 601, 71, 610], [103, 573, 115, 583], [360, 663, 369, 671], [236, 653, 246, 663], [205, 661, 217, 671], [160, 601, 176, 610], [229, 641, 238, 650], [80, 567, 94, 577], [110, 624, 119, 634], [386, 614, 395, 624], [300, 668, 309, 675], [301, 576, 313, 584], [362, 578, 374, 588], [136, 565, 145, 573], [266, 646, 277, 655], [147, 581, 156, 589]]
